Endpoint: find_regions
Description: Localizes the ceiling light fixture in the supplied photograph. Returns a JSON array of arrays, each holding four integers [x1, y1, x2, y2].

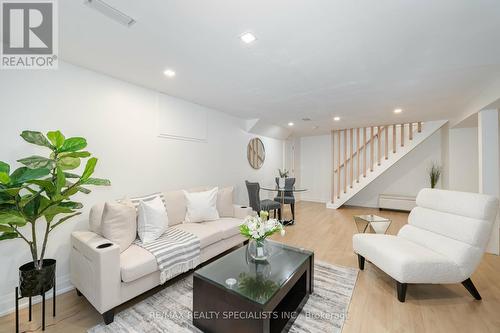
[[163, 69, 176, 78], [240, 32, 257, 44], [288, 122, 294, 127], [394, 108, 403, 114], [333, 117, 340, 121], [84, 0, 136, 27]]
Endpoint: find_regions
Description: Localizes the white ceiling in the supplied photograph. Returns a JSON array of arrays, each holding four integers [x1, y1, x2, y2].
[[59, 0, 500, 136]]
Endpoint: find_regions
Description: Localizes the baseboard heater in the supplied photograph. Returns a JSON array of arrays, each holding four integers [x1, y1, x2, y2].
[[378, 194, 416, 212]]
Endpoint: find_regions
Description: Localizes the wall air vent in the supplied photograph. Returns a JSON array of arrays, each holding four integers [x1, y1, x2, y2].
[[84, 0, 136, 27]]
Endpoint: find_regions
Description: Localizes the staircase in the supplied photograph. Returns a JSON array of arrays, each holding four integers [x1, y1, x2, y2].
[[327, 120, 447, 209]]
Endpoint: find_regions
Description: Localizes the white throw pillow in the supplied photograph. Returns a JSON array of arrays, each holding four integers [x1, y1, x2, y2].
[[137, 196, 168, 243], [101, 201, 137, 252], [184, 187, 220, 223]]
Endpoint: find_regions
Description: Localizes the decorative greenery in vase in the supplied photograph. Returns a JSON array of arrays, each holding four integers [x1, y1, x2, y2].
[[0, 130, 110, 271], [429, 162, 442, 189], [240, 211, 285, 261]]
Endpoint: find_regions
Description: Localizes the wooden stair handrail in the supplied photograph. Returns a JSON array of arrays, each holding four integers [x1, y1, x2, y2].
[[333, 123, 421, 173], [334, 127, 385, 173]]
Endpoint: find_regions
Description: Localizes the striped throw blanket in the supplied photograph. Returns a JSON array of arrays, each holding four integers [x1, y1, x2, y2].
[[134, 228, 201, 284]]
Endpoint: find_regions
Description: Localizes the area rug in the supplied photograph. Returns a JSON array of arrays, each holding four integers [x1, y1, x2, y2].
[[88, 261, 358, 333]]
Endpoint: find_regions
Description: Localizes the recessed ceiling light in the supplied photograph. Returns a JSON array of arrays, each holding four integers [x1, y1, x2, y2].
[[288, 122, 294, 127], [333, 117, 340, 121], [163, 69, 176, 78], [240, 32, 257, 44], [394, 108, 403, 114]]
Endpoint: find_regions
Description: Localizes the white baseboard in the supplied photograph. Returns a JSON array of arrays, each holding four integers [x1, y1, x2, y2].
[[0, 274, 74, 317]]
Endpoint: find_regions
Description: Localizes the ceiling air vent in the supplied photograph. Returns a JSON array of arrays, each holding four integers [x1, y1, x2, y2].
[[84, 0, 136, 27], [302, 118, 312, 121]]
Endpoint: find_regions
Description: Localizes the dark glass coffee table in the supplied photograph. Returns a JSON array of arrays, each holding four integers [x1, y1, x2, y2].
[[193, 241, 314, 333]]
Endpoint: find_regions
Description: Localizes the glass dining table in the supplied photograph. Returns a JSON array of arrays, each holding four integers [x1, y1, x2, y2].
[[260, 186, 307, 226]]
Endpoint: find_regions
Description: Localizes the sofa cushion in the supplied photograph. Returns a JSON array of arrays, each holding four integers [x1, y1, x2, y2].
[[137, 196, 168, 243], [217, 186, 234, 217], [89, 202, 105, 235], [184, 187, 220, 223], [173, 223, 223, 248], [101, 202, 137, 253], [163, 190, 186, 226], [205, 218, 242, 239], [120, 244, 158, 283], [353, 233, 463, 284]]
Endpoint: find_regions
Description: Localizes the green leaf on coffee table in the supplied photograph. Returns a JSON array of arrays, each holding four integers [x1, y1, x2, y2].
[[59, 137, 87, 152], [20, 131, 53, 149], [46, 131, 65, 148]]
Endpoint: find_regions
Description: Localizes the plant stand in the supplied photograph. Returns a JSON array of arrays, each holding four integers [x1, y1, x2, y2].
[[15, 278, 56, 333]]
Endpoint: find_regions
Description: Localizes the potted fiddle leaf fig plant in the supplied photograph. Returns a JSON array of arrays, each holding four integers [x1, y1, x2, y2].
[[0, 130, 110, 297]]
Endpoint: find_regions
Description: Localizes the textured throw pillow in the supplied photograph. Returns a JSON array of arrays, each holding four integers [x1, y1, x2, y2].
[[89, 202, 105, 235], [137, 196, 168, 243], [101, 201, 136, 252], [217, 186, 234, 217], [184, 187, 220, 223]]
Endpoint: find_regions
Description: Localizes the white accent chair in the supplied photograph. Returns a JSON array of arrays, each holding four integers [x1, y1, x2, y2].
[[353, 188, 499, 302]]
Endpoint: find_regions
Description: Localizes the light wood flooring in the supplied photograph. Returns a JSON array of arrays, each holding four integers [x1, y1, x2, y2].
[[1, 201, 499, 333]]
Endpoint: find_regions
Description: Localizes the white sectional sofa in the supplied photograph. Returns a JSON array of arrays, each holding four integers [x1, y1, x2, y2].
[[70, 186, 251, 324]]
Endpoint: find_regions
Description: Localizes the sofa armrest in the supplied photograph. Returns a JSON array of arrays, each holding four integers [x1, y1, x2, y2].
[[70, 231, 121, 314], [233, 204, 255, 219]]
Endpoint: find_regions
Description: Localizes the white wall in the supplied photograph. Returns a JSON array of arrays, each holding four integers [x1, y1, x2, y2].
[[0, 62, 283, 314], [448, 127, 479, 192], [298, 135, 332, 202]]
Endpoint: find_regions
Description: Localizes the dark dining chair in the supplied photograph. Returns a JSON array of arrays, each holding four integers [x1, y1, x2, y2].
[[245, 181, 281, 218], [274, 177, 296, 221]]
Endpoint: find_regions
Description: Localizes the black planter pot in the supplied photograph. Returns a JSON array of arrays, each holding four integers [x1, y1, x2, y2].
[[19, 259, 56, 297]]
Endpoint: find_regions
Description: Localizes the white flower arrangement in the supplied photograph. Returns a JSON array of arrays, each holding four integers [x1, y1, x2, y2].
[[239, 211, 285, 241]]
